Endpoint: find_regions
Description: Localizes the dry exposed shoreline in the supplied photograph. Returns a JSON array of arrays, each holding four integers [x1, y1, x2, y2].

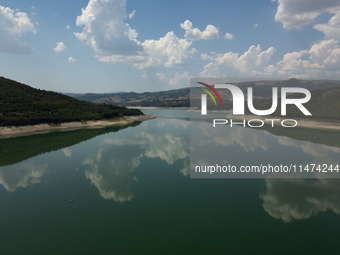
[[0, 114, 156, 138], [226, 113, 340, 131], [132, 106, 190, 109], [189, 109, 340, 130]]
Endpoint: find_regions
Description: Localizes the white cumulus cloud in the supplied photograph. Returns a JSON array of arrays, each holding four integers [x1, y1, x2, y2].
[[74, 0, 143, 57], [0, 5, 36, 54], [99, 31, 196, 70], [180, 20, 219, 40], [53, 42, 66, 52], [200, 44, 276, 77], [224, 32, 233, 39], [138, 32, 196, 69], [68, 57, 76, 62], [75, 0, 197, 74], [274, 0, 340, 34], [129, 10, 135, 19], [313, 8, 340, 40], [276, 39, 340, 77], [156, 72, 166, 81], [199, 39, 340, 78], [169, 71, 192, 87]]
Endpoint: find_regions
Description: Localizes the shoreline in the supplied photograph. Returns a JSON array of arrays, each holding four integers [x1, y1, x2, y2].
[[131, 106, 190, 110], [0, 114, 156, 138], [187, 108, 340, 130], [226, 113, 340, 131]]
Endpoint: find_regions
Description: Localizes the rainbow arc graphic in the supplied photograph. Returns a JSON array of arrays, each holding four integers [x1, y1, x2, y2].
[[197, 82, 223, 106]]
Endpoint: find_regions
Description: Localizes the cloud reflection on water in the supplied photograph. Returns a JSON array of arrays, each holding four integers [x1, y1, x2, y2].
[[83, 144, 144, 202], [191, 120, 340, 178], [261, 178, 340, 222], [83, 118, 189, 202], [0, 160, 46, 192]]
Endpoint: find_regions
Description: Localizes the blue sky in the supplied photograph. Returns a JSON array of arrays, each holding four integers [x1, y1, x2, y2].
[[0, 0, 339, 93]]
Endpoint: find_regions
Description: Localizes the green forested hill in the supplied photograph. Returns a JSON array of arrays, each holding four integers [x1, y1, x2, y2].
[[0, 77, 142, 126]]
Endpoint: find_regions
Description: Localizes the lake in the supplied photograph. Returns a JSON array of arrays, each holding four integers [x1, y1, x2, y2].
[[1, 109, 340, 254]]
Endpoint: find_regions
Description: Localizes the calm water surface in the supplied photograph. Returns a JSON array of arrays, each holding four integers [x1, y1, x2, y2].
[[1, 109, 340, 254]]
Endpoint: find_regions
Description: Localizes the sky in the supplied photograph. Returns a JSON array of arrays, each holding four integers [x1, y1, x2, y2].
[[0, 0, 339, 93]]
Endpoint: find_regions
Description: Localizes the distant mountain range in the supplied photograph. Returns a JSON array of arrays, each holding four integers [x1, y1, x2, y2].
[[60, 91, 126, 97], [71, 79, 340, 111], [72, 87, 190, 108]]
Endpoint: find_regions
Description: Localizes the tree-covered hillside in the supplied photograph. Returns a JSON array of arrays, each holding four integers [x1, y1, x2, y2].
[[0, 77, 142, 126]]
